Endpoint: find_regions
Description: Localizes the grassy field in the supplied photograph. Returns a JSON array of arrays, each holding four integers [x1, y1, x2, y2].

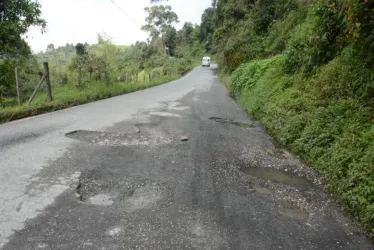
[[0, 74, 180, 123]]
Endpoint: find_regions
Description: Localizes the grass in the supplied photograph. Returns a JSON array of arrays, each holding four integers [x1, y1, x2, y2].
[[224, 52, 374, 238], [218, 71, 231, 88], [0, 74, 180, 123]]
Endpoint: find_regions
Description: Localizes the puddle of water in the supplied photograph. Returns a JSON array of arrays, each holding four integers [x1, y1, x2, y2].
[[241, 167, 314, 189], [279, 208, 308, 220], [149, 112, 181, 118], [253, 186, 274, 195], [209, 117, 254, 128], [87, 193, 116, 206], [224, 120, 255, 128]]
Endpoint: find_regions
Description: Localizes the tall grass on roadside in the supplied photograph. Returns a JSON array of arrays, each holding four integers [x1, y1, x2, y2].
[[226, 49, 374, 237], [0, 74, 180, 123]]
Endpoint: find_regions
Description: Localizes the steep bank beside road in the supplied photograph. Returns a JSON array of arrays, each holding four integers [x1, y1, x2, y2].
[[207, 0, 374, 238], [222, 51, 374, 238]]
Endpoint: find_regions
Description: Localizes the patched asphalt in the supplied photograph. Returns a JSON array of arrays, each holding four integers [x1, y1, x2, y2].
[[1, 66, 373, 249]]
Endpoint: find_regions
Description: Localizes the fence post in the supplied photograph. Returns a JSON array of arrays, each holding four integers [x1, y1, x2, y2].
[[43, 62, 53, 101], [26, 74, 45, 107], [15, 67, 21, 106]]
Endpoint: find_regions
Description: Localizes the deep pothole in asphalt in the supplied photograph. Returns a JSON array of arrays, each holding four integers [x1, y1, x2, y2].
[[149, 111, 182, 118], [74, 173, 172, 212], [66, 126, 139, 142], [209, 117, 255, 128], [241, 167, 314, 189], [65, 126, 172, 146]]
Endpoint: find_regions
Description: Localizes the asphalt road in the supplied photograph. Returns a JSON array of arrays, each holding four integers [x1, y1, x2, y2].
[[0, 66, 372, 249]]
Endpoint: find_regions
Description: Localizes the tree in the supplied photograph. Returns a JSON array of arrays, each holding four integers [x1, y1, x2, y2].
[[199, 7, 215, 50], [91, 33, 116, 86], [0, 0, 46, 98], [75, 43, 87, 56], [141, 5, 179, 41], [180, 22, 194, 45], [163, 26, 177, 56], [46, 43, 55, 53], [0, 0, 46, 58], [75, 43, 87, 86]]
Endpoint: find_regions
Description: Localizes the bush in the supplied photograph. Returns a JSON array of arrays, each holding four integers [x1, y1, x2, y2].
[[231, 55, 284, 96], [229, 52, 374, 237], [216, 0, 374, 237]]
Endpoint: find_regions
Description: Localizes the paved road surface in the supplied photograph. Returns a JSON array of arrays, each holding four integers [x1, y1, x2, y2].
[[0, 66, 372, 249]]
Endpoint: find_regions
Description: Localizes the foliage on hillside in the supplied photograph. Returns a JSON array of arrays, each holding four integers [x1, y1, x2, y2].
[[205, 0, 374, 236]]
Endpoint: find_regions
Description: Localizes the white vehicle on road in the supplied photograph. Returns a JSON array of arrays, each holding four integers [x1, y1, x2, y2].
[[202, 56, 211, 67]]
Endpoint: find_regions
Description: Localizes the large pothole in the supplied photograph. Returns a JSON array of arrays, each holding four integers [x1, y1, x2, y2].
[[66, 126, 139, 142], [75, 172, 172, 212], [66, 127, 171, 146]]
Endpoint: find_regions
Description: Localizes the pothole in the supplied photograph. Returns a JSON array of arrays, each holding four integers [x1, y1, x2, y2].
[[66, 126, 139, 142], [87, 193, 117, 206], [279, 207, 308, 221], [241, 167, 314, 189], [149, 112, 181, 118], [66, 130, 106, 142], [66, 128, 170, 146], [75, 173, 171, 212], [167, 101, 189, 111], [168, 106, 189, 111], [209, 117, 255, 128]]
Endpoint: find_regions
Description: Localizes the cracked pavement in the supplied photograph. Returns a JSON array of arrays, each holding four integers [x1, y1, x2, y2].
[[0, 66, 373, 249]]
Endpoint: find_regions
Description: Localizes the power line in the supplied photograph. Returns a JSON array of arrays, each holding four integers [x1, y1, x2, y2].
[[109, 0, 141, 27]]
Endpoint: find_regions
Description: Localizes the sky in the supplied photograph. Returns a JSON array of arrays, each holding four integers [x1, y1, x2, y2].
[[25, 0, 212, 53]]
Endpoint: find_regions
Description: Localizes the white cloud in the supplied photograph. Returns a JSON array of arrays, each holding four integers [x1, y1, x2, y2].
[[25, 0, 212, 53]]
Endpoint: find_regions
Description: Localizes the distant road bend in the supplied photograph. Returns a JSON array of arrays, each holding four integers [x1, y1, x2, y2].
[[0, 65, 372, 249]]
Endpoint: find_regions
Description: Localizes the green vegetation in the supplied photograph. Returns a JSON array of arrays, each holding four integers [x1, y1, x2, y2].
[[0, 74, 179, 123], [202, 0, 374, 237], [0, 2, 206, 120]]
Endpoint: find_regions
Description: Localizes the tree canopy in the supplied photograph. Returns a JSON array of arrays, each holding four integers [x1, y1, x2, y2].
[[0, 0, 46, 58], [141, 5, 179, 41]]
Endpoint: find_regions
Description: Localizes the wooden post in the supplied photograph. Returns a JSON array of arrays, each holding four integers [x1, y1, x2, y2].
[[43, 62, 53, 101], [78, 65, 82, 86], [26, 74, 45, 107], [15, 67, 21, 106]]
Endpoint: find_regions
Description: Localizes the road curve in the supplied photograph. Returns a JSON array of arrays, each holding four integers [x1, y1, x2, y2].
[[0, 65, 372, 249]]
